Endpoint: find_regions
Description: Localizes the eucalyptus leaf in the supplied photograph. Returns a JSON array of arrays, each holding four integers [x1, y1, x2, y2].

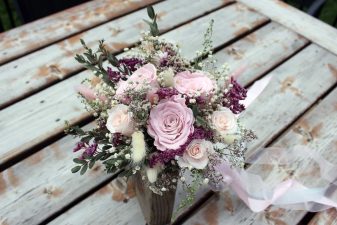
[[71, 165, 81, 173], [80, 163, 88, 175], [73, 158, 86, 164], [147, 6, 155, 19], [89, 160, 95, 169]]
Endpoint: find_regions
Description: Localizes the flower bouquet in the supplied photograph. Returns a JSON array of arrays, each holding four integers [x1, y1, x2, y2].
[[66, 6, 337, 225]]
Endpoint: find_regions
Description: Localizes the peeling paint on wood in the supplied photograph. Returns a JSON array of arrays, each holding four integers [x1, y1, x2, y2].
[[328, 64, 337, 79], [0, 0, 160, 64], [0, 0, 236, 109], [7, 169, 20, 187], [0, 173, 6, 195], [203, 201, 219, 225]]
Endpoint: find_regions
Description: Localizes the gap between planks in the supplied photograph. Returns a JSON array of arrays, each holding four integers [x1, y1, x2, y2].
[[46, 25, 316, 223], [177, 82, 337, 225], [49, 44, 337, 225], [181, 44, 337, 225], [0, 0, 162, 66], [0, 0, 235, 110], [3, 1, 268, 169], [0, 20, 303, 225]]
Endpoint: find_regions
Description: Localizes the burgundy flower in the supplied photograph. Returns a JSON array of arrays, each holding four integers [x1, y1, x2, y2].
[[149, 127, 213, 167], [119, 58, 144, 72], [107, 67, 122, 82], [84, 142, 98, 156], [223, 77, 247, 114], [156, 87, 179, 100], [112, 133, 124, 146]]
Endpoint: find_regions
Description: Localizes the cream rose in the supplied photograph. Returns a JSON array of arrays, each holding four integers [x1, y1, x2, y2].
[[177, 139, 213, 169], [211, 107, 238, 135], [106, 104, 135, 136]]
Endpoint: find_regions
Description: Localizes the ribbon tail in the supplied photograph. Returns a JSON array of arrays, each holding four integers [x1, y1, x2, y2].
[[215, 145, 337, 212]]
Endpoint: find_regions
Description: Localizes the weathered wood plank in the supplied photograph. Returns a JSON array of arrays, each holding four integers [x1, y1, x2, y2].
[[49, 44, 337, 225], [0, 123, 118, 225], [0, 21, 307, 225], [0, 0, 234, 109], [309, 209, 337, 225], [183, 46, 337, 225], [0, 0, 159, 65], [214, 22, 308, 85], [237, 0, 337, 56], [0, 3, 268, 168], [48, 182, 143, 225]]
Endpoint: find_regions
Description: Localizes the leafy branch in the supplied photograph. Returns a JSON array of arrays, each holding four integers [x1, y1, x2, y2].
[[144, 6, 160, 36], [74, 39, 132, 86]]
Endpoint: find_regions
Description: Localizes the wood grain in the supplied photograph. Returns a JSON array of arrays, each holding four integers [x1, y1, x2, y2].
[[0, 0, 159, 65], [237, 0, 337, 56], [49, 39, 337, 225], [0, 3, 268, 168], [214, 21, 308, 86], [183, 46, 337, 225], [0, 123, 118, 225], [0, 12, 304, 225], [309, 208, 337, 225], [0, 0, 234, 109]]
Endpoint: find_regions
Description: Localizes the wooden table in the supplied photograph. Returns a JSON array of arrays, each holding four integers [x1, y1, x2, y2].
[[0, 0, 337, 224]]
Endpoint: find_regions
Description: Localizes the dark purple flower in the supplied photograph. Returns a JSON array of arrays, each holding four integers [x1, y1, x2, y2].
[[73, 141, 85, 152], [119, 57, 144, 72], [223, 77, 247, 114], [149, 127, 213, 167], [156, 88, 179, 100], [83, 142, 98, 157], [107, 67, 122, 82], [112, 133, 123, 146]]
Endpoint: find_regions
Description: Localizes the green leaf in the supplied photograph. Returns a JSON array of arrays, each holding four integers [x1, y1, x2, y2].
[[89, 160, 95, 169], [147, 6, 155, 19], [73, 158, 86, 164], [81, 135, 92, 143], [80, 163, 88, 175], [71, 165, 81, 173], [102, 145, 112, 151]]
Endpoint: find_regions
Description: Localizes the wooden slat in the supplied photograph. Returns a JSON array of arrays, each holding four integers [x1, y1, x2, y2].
[[213, 22, 309, 86], [237, 0, 337, 56], [0, 0, 159, 65], [48, 32, 337, 225], [0, 3, 268, 168], [309, 209, 337, 225], [184, 88, 337, 225], [0, 21, 307, 225], [0, 123, 117, 225], [0, 0, 233, 109], [183, 45, 337, 225]]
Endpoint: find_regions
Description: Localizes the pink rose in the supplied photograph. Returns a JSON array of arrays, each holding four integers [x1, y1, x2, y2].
[[211, 107, 238, 136], [116, 63, 159, 101], [106, 104, 135, 136], [176, 139, 213, 169], [174, 71, 214, 97], [147, 95, 194, 151]]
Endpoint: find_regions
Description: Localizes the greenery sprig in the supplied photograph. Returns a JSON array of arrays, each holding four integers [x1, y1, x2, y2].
[[144, 6, 160, 36]]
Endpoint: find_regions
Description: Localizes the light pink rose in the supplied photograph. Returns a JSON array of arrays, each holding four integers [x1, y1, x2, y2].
[[174, 71, 214, 97], [176, 139, 213, 169], [211, 107, 238, 136], [106, 104, 135, 136], [147, 95, 194, 151], [116, 63, 159, 102]]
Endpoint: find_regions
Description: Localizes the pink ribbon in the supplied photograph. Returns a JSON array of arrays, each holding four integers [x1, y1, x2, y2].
[[217, 74, 337, 212], [215, 146, 337, 212]]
